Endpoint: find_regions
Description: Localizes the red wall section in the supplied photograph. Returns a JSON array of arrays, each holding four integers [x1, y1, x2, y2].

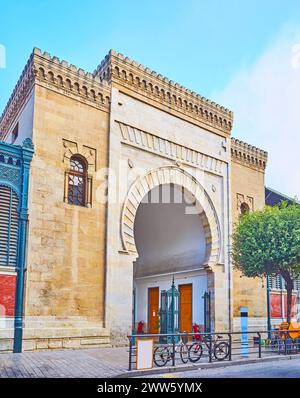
[[270, 292, 297, 318], [270, 293, 282, 318], [0, 275, 16, 317]]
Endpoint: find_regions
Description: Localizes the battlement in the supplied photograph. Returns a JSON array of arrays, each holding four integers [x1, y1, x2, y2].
[[94, 50, 233, 136], [1, 48, 234, 139], [231, 137, 268, 171], [0, 51, 35, 137], [32, 48, 111, 86], [0, 48, 111, 137]]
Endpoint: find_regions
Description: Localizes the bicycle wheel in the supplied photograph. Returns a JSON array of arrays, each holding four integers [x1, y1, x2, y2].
[[214, 341, 230, 361], [154, 346, 170, 367], [188, 342, 203, 362], [180, 344, 189, 364]]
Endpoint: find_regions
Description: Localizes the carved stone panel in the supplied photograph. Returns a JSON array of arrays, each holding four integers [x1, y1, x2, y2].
[[237, 193, 254, 214]]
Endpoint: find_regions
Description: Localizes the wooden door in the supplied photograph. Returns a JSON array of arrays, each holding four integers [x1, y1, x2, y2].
[[179, 284, 193, 333], [148, 287, 159, 334]]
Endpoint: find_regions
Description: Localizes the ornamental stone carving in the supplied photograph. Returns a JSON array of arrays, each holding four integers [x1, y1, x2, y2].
[[62, 139, 97, 172], [121, 166, 221, 267], [118, 121, 224, 175], [237, 193, 254, 213]]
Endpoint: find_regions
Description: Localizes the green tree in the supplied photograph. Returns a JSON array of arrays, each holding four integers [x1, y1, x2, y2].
[[232, 203, 300, 324]]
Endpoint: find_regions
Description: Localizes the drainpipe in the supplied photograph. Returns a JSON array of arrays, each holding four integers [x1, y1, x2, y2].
[[13, 139, 34, 353]]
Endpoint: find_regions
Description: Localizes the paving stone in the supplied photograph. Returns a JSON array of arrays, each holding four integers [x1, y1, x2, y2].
[[0, 347, 128, 378]]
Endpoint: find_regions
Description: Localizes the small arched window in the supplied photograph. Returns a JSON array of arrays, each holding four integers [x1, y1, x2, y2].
[[240, 202, 250, 215], [68, 155, 87, 206]]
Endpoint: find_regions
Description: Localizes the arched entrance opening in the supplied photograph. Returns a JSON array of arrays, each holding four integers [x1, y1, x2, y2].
[[132, 183, 210, 334], [110, 166, 223, 341]]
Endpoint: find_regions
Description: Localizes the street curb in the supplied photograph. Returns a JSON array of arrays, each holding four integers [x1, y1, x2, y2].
[[114, 354, 300, 378]]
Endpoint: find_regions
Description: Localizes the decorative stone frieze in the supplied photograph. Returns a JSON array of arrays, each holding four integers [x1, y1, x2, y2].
[[62, 139, 97, 172], [118, 121, 224, 175], [231, 137, 268, 171], [94, 50, 233, 135]]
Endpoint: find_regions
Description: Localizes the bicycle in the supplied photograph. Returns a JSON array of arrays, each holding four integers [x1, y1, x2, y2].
[[153, 334, 189, 367], [188, 329, 230, 362]]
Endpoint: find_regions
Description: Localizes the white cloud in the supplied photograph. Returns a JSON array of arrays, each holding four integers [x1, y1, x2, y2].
[[212, 24, 300, 199]]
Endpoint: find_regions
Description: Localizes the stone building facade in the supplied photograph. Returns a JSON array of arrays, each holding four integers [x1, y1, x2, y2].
[[231, 138, 268, 330], [0, 48, 268, 351]]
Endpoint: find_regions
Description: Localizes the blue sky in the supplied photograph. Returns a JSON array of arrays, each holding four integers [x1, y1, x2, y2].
[[1, 0, 300, 197]]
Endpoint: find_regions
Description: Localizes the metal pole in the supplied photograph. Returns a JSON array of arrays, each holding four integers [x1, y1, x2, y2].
[[208, 292, 211, 333], [172, 335, 176, 367], [128, 337, 132, 371], [13, 140, 34, 353], [203, 293, 207, 333], [171, 277, 176, 366], [171, 277, 175, 334], [228, 333, 232, 361], [13, 213, 27, 353], [257, 332, 262, 358], [266, 274, 272, 339], [132, 288, 136, 346]]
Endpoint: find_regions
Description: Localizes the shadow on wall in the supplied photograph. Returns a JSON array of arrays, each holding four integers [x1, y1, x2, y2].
[[133, 185, 207, 278]]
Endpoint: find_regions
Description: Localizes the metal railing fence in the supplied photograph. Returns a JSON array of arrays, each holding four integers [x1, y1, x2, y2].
[[128, 329, 300, 371]]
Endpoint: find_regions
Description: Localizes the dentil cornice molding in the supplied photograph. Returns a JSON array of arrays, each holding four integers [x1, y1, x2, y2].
[[94, 50, 234, 136], [231, 137, 268, 171]]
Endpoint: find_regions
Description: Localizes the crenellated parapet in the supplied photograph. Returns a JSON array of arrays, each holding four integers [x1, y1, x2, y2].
[[0, 53, 36, 137], [231, 137, 268, 171], [0, 48, 111, 138], [94, 50, 233, 136], [32, 48, 111, 111]]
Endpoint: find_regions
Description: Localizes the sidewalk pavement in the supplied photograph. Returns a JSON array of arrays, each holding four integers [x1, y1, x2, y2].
[[0, 347, 129, 378], [0, 346, 298, 378]]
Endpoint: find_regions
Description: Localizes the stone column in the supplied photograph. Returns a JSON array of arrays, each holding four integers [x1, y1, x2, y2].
[[105, 252, 136, 344], [207, 264, 230, 332], [104, 87, 137, 344]]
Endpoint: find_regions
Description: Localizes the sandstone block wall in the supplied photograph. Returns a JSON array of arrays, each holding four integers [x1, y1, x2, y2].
[[231, 141, 268, 329], [23, 84, 110, 348]]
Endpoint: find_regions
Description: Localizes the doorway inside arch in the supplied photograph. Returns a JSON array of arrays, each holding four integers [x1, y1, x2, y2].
[[133, 184, 209, 334]]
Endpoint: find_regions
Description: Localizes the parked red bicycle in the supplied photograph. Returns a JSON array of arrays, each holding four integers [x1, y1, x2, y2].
[[188, 324, 230, 362]]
